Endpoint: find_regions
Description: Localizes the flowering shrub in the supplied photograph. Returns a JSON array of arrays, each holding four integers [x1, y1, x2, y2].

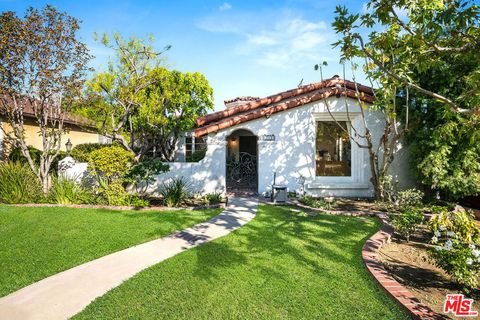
[[378, 180, 424, 212], [429, 206, 480, 243], [395, 188, 424, 208], [391, 207, 424, 242], [428, 208, 480, 290]]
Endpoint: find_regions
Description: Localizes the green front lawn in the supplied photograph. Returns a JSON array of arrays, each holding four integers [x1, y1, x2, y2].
[[0, 205, 221, 297], [76, 205, 407, 319]]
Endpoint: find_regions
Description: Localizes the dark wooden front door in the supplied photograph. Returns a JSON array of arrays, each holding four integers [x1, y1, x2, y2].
[[239, 136, 257, 155]]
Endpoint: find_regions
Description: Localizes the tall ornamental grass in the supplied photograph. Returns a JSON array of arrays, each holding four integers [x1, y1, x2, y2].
[[0, 162, 42, 203]]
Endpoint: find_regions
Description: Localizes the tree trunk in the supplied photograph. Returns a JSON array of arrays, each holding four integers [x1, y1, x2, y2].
[[39, 158, 51, 195], [41, 174, 50, 195]]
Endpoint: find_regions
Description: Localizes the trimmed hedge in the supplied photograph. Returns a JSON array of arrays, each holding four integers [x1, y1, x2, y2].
[[70, 143, 111, 162], [8, 146, 67, 173]]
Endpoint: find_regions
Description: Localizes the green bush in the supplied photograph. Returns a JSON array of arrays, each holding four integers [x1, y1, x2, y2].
[[160, 177, 191, 207], [396, 188, 424, 208], [0, 162, 43, 203], [102, 180, 129, 206], [125, 159, 169, 194], [8, 146, 41, 164], [70, 143, 110, 162], [126, 194, 150, 207], [429, 207, 480, 244], [391, 207, 424, 242], [86, 146, 152, 207], [49, 176, 149, 207], [410, 115, 480, 201], [8, 146, 67, 173], [88, 146, 134, 183], [379, 175, 397, 203], [48, 176, 99, 205], [428, 207, 480, 290], [203, 192, 223, 205], [99, 181, 149, 207], [299, 195, 334, 210], [429, 240, 480, 291]]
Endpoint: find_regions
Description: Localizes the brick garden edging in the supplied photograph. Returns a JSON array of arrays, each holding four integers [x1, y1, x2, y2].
[[282, 199, 447, 319], [362, 216, 448, 320]]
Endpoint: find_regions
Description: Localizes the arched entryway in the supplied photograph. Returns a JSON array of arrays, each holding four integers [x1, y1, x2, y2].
[[226, 129, 258, 193]]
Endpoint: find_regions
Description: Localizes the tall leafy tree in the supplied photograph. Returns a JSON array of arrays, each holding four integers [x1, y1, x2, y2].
[[0, 5, 91, 193], [332, 0, 480, 199], [80, 33, 213, 162], [133, 68, 214, 161]]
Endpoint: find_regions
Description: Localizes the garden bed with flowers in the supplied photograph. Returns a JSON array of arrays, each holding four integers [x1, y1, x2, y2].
[[380, 205, 480, 317]]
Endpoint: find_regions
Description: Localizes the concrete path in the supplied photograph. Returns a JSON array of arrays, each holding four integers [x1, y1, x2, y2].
[[0, 197, 258, 320]]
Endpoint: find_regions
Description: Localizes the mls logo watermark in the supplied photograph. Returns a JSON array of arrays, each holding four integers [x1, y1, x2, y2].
[[444, 294, 478, 317]]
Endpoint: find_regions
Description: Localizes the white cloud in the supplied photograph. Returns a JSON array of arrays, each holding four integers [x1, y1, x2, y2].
[[219, 2, 232, 11], [247, 34, 278, 46], [197, 11, 335, 69]]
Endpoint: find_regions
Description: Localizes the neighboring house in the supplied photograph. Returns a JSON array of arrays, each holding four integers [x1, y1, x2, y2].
[[0, 100, 106, 158], [157, 75, 413, 198]]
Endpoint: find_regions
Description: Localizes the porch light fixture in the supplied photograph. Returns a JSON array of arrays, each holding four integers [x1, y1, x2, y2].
[[230, 137, 236, 142], [65, 138, 73, 155]]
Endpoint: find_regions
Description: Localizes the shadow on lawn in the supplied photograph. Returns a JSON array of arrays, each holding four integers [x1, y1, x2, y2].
[[190, 204, 381, 286], [116, 208, 221, 238]]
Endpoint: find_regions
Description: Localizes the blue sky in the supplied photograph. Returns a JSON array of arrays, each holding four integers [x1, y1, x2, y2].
[[1, 0, 369, 110]]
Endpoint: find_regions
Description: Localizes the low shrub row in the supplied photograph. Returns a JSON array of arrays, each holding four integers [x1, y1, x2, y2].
[[8, 146, 67, 174], [298, 195, 334, 210], [0, 142, 223, 208], [0, 161, 148, 206]]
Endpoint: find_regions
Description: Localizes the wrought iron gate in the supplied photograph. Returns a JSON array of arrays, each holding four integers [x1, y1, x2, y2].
[[226, 152, 257, 191]]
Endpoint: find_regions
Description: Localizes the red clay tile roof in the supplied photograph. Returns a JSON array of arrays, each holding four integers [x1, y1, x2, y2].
[[194, 76, 375, 137], [224, 96, 260, 104]]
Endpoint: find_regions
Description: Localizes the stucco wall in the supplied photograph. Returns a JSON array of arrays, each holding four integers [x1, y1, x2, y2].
[[153, 96, 415, 197], [148, 138, 227, 195], [1, 118, 102, 155]]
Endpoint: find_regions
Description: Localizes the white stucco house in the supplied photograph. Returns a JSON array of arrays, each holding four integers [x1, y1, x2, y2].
[[152, 75, 413, 198]]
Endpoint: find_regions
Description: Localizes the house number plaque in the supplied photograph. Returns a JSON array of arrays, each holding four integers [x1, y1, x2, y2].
[[262, 134, 275, 141]]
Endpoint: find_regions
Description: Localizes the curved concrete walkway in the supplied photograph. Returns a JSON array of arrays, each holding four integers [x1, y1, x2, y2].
[[0, 197, 258, 320]]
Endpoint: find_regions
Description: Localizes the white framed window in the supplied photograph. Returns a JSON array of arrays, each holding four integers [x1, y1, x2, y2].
[[315, 121, 352, 177], [185, 136, 207, 162], [313, 112, 361, 179]]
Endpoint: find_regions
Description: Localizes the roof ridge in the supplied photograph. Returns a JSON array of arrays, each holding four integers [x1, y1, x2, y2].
[[194, 85, 375, 137], [224, 96, 260, 104], [196, 77, 374, 127]]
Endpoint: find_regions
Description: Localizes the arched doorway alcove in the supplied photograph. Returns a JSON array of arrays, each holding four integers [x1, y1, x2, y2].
[[225, 129, 258, 193]]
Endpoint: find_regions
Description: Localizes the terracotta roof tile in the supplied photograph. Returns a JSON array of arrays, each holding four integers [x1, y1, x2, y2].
[[194, 76, 375, 137], [224, 96, 260, 104]]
